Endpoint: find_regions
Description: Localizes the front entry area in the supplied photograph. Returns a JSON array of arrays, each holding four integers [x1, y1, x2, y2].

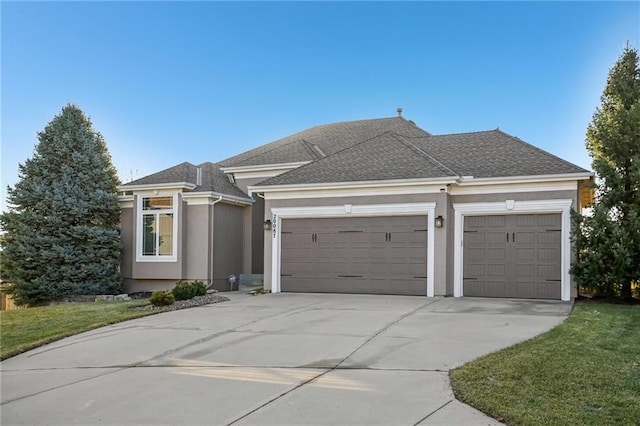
[[463, 213, 562, 299], [280, 216, 428, 295]]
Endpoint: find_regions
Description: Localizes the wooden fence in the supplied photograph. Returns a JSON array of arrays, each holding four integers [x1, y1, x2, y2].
[[1, 293, 25, 310]]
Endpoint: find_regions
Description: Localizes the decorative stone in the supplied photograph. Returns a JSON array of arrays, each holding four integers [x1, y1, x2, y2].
[[114, 294, 131, 301]]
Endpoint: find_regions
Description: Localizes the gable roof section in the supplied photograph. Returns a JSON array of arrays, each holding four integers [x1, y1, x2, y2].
[[219, 116, 431, 168], [255, 129, 590, 187], [121, 161, 251, 200]]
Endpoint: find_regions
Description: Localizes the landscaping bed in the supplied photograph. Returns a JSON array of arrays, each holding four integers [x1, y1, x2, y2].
[[450, 301, 640, 425]]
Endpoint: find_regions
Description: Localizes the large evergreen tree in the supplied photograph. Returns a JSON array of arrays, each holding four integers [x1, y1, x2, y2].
[[571, 46, 640, 300], [1, 104, 122, 305]]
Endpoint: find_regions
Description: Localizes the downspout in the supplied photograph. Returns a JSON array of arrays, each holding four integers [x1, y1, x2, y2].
[[207, 195, 224, 291]]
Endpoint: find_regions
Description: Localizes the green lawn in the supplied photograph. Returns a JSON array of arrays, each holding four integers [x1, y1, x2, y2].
[[450, 302, 640, 425], [0, 300, 154, 360]]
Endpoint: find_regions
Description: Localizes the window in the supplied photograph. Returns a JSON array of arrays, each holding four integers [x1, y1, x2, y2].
[[137, 195, 177, 261]]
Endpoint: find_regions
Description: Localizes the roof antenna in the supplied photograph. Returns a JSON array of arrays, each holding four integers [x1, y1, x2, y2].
[[397, 107, 403, 117]]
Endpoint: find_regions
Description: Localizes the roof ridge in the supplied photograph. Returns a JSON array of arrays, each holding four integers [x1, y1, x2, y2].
[[426, 129, 499, 137], [392, 133, 460, 177]]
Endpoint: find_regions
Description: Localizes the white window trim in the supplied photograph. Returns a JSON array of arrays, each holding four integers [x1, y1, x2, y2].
[[269, 202, 436, 297], [136, 194, 179, 262], [452, 199, 573, 301]]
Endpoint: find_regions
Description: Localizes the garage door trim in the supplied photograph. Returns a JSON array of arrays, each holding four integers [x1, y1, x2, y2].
[[452, 199, 573, 301], [270, 202, 437, 296]]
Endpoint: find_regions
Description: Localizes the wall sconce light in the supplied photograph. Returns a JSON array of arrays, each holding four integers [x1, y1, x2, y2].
[[435, 216, 444, 228], [263, 219, 272, 231]]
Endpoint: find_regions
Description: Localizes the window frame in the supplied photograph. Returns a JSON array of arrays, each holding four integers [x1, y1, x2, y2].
[[136, 194, 178, 262]]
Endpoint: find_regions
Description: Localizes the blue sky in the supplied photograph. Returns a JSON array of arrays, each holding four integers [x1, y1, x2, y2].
[[2, 1, 638, 210]]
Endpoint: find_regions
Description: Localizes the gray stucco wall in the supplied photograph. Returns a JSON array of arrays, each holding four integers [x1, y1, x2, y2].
[[251, 196, 265, 273], [450, 190, 578, 205], [211, 202, 245, 291], [433, 191, 449, 296], [120, 207, 134, 281], [123, 195, 249, 293], [183, 204, 211, 281]]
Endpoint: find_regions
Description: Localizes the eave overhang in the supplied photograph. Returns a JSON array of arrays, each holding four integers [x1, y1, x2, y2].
[[118, 182, 197, 192]]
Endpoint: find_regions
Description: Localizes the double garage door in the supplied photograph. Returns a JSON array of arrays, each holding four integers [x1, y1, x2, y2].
[[463, 213, 562, 299], [279, 213, 562, 299], [280, 216, 428, 296]]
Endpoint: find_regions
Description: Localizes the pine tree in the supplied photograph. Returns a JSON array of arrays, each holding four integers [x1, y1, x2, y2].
[[571, 45, 640, 300], [1, 104, 122, 305]]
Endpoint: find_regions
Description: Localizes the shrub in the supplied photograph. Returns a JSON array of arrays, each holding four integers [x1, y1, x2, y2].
[[192, 280, 206, 297], [150, 291, 175, 306], [172, 280, 207, 301]]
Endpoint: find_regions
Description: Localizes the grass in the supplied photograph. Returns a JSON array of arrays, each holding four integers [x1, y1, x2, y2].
[[0, 300, 155, 360], [450, 302, 640, 425]]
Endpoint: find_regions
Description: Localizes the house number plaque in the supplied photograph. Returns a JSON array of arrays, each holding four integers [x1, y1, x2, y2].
[[272, 214, 277, 238]]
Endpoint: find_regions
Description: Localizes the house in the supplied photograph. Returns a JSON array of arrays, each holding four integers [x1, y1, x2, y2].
[[118, 113, 593, 300]]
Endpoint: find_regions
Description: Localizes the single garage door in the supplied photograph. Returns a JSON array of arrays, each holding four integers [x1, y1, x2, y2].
[[463, 213, 561, 299], [281, 216, 427, 295]]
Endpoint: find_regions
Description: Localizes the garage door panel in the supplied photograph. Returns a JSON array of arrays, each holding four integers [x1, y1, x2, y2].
[[487, 216, 507, 227], [487, 248, 506, 260], [515, 214, 538, 227], [465, 248, 486, 261], [516, 248, 535, 261], [537, 214, 562, 227], [465, 216, 487, 229], [538, 247, 560, 261], [281, 216, 427, 295], [487, 264, 505, 277], [464, 213, 561, 299], [537, 264, 560, 278], [538, 231, 560, 245], [483, 232, 506, 245], [516, 264, 537, 277], [516, 282, 560, 299], [516, 232, 536, 244], [464, 232, 485, 245]]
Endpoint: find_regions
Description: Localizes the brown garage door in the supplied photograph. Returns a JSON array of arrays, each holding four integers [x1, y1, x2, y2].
[[463, 214, 561, 299], [281, 216, 427, 295]]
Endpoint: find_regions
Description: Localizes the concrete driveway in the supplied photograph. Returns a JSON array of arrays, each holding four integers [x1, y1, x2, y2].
[[1, 293, 571, 425]]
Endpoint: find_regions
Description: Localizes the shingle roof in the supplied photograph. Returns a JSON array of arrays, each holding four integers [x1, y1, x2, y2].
[[408, 130, 589, 178], [257, 132, 456, 186], [121, 161, 251, 200], [125, 117, 590, 192], [219, 116, 430, 168], [255, 129, 590, 186]]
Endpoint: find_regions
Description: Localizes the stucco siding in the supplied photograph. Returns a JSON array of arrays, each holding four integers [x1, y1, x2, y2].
[[433, 191, 449, 296], [184, 204, 211, 281], [120, 207, 134, 281], [212, 203, 245, 291], [251, 196, 265, 273], [450, 189, 578, 205]]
